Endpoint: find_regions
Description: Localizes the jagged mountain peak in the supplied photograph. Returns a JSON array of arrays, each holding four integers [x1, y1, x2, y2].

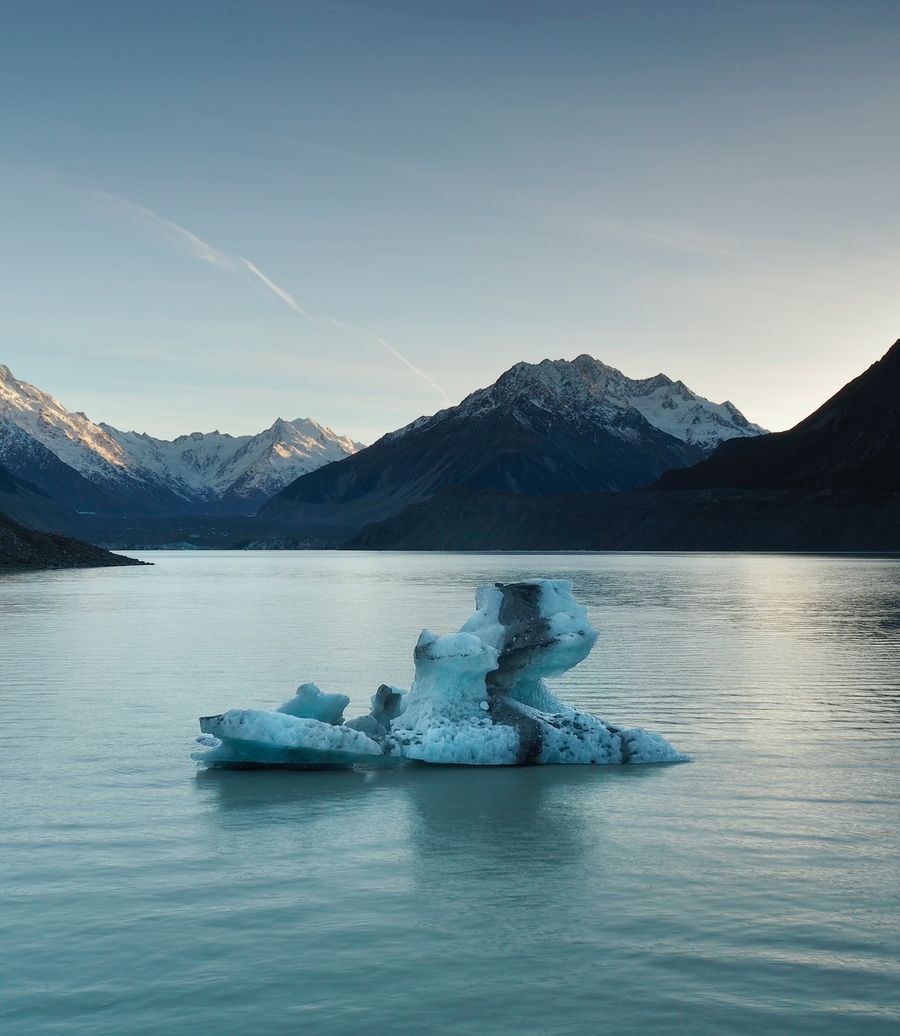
[[263, 350, 767, 536], [1, 366, 129, 474], [0, 363, 362, 515], [419, 354, 766, 449], [258, 416, 362, 452]]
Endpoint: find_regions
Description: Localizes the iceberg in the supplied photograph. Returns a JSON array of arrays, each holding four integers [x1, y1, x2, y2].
[[193, 579, 687, 769]]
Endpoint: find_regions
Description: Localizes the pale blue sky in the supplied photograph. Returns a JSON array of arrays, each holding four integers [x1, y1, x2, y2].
[[1, 0, 898, 441]]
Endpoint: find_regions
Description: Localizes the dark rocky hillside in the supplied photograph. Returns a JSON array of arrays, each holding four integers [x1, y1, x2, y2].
[[263, 355, 762, 536], [0, 462, 91, 535], [349, 340, 900, 552], [658, 340, 900, 493], [0, 509, 147, 570], [349, 487, 900, 552]]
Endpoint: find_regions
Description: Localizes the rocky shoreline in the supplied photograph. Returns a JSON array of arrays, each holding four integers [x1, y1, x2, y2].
[[0, 511, 148, 572]]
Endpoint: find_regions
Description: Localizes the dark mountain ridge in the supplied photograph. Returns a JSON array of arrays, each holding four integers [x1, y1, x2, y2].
[[0, 460, 90, 535], [350, 487, 900, 552], [658, 340, 900, 493], [262, 354, 763, 535], [350, 339, 900, 552]]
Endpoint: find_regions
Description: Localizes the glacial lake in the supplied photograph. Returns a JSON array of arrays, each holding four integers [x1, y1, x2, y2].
[[2, 551, 900, 1035]]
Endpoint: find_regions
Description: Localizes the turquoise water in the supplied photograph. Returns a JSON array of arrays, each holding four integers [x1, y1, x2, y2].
[[2, 551, 899, 1034]]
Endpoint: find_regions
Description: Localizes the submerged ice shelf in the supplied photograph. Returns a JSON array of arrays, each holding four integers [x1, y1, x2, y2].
[[193, 579, 687, 769]]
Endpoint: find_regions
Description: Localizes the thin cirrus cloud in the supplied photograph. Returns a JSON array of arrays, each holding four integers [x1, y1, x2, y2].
[[88, 189, 451, 404], [237, 257, 322, 326]]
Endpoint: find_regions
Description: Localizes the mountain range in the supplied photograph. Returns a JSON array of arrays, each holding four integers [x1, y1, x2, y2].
[[352, 339, 900, 551], [261, 354, 765, 535], [0, 364, 361, 517], [3, 340, 897, 558]]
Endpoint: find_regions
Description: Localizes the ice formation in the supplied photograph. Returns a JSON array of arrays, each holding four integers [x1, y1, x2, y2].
[[193, 579, 687, 769]]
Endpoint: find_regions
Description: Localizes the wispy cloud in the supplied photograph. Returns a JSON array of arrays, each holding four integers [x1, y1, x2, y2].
[[91, 190, 234, 269], [90, 189, 450, 405], [237, 257, 322, 325], [317, 314, 451, 406], [376, 337, 451, 405]]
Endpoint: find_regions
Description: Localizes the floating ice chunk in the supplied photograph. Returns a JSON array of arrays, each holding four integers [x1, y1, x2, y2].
[[461, 579, 597, 713], [448, 580, 611, 763], [397, 631, 498, 726], [371, 684, 407, 725], [275, 682, 349, 725], [192, 579, 687, 769], [390, 716, 520, 766], [386, 631, 520, 764], [193, 708, 383, 767], [534, 711, 622, 764], [344, 684, 407, 738], [199, 709, 374, 752], [616, 726, 687, 764]]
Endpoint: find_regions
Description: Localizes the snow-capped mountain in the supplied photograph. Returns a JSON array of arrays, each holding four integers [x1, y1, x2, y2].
[[0, 364, 131, 476], [0, 363, 362, 516], [352, 339, 900, 552], [103, 417, 362, 507], [262, 354, 766, 534], [410, 354, 765, 449]]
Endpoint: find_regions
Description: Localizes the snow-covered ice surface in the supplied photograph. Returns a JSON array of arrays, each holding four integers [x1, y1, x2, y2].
[[193, 579, 687, 769]]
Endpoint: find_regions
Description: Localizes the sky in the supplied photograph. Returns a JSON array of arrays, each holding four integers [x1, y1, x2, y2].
[[1, 0, 899, 443]]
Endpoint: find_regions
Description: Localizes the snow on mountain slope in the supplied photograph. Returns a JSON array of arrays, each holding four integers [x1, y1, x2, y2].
[[263, 353, 767, 536], [622, 375, 765, 448], [216, 418, 363, 500], [0, 364, 362, 513], [429, 354, 766, 449], [0, 364, 130, 479], [103, 418, 362, 503]]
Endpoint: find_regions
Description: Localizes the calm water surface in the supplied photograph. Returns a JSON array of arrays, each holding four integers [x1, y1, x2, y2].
[[2, 551, 899, 1034]]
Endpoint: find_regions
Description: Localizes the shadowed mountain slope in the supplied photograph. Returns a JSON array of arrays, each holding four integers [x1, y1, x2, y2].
[[658, 340, 900, 492], [349, 340, 900, 552], [263, 354, 763, 534], [349, 486, 900, 552], [0, 462, 89, 535]]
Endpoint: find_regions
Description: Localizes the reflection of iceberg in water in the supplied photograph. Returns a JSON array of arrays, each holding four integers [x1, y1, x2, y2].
[[193, 579, 688, 769]]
